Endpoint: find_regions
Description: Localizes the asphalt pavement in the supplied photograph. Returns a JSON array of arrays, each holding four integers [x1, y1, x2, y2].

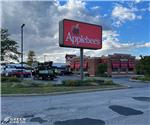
[[1, 77, 150, 125], [112, 76, 150, 88]]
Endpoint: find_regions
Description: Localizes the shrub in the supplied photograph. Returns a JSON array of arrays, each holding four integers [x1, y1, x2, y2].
[[23, 82, 40, 87], [136, 56, 150, 76], [95, 79, 104, 83], [61, 79, 106, 87], [11, 81, 46, 88], [1, 77, 8, 82], [8, 77, 21, 82], [144, 76, 150, 81], [11, 83, 25, 88], [62, 80, 81, 86], [137, 76, 150, 81], [103, 80, 114, 85], [1, 77, 21, 82], [131, 76, 150, 81], [96, 64, 107, 76], [22, 81, 48, 87]]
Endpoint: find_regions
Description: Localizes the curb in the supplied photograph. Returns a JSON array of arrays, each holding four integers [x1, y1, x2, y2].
[[129, 79, 141, 82], [129, 79, 150, 83], [1, 86, 128, 97]]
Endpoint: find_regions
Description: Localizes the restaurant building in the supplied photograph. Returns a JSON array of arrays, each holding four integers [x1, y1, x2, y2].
[[66, 53, 136, 76]]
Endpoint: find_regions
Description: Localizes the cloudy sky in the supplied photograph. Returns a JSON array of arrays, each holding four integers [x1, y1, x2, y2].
[[1, 0, 150, 63]]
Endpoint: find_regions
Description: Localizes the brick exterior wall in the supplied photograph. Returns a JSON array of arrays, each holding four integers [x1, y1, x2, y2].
[[66, 53, 136, 76], [88, 58, 101, 76]]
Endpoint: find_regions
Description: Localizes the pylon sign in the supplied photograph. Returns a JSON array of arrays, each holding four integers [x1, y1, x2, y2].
[[59, 19, 102, 49]]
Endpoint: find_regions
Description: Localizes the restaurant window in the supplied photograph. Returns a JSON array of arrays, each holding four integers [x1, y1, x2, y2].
[[120, 68, 126, 72], [84, 68, 87, 71], [112, 68, 118, 72], [129, 68, 134, 72]]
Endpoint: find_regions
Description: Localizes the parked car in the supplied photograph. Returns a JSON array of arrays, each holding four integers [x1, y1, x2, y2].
[[10, 69, 32, 78], [1, 63, 32, 78]]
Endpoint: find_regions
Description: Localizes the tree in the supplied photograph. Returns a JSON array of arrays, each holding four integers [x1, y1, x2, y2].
[[96, 63, 107, 76], [136, 55, 150, 76], [1, 29, 20, 62], [27, 50, 36, 66], [136, 61, 143, 75]]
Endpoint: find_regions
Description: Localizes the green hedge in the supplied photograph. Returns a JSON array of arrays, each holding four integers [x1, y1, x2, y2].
[[59, 79, 114, 87], [135, 76, 150, 81], [103, 80, 114, 85], [62, 80, 91, 86], [2, 79, 52, 88], [1, 77, 21, 82], [11, 82, 43, 88]]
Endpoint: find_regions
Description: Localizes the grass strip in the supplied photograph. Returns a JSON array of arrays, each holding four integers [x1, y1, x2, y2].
[[2, 83, 121, 94]]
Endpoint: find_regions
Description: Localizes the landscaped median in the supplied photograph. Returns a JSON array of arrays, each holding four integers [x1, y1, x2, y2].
[[130, 76, 150, 82], [1, 77, 127, 96]]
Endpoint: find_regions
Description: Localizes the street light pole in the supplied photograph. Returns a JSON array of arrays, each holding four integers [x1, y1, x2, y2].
[[21, 24, 25, 80], [44, 55, 47, 62]]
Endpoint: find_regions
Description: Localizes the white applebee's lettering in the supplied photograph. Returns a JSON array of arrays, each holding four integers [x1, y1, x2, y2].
[[65, 32, 74, 44], [65, 32, 100, 45]]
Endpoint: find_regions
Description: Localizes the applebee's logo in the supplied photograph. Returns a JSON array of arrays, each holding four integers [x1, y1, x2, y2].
[[65, 24, 100, 45], [72, 24, 80, 35]]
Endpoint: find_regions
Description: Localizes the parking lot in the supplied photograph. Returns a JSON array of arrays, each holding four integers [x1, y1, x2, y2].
[[2, 77, 150, 125]]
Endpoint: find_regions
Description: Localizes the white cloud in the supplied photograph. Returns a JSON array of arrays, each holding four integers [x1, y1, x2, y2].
[[112, 4, 142, 27], [103, 14, 108, 17], [137, 42, 150, 47], [84, 30, 150, 57], [91, 6, 100, 10], [144, 42, 150, 47], [102, 31, 150, 50], [134, 0, 141, 4], [2, 0, 112, 63], [1, 0, 149, 63]]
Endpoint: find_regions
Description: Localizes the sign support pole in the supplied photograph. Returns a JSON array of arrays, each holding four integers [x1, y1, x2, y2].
[[80, 48, 84, 80]]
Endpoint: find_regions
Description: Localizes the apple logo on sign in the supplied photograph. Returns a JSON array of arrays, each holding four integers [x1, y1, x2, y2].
[[72, 24, 80, 35]]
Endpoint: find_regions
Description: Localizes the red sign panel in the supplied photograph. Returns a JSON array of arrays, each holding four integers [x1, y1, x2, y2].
[[59, 19, 102, 49]]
